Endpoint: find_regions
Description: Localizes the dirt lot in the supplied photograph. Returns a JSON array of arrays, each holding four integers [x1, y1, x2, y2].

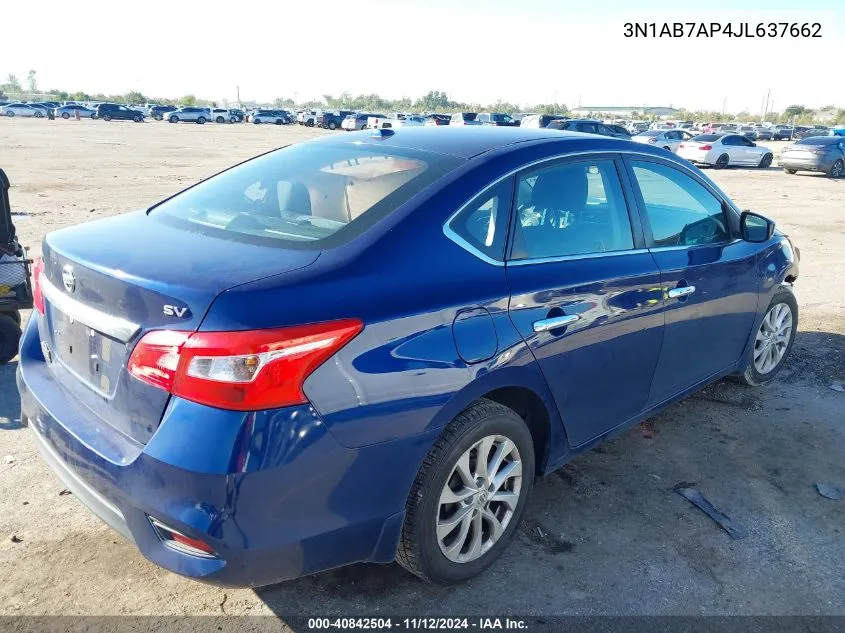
[[0, 118, 842, 618]]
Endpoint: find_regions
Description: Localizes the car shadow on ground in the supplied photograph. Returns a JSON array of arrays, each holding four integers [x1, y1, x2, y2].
[[0, 361, 24, 430], [254, 330, 845, 617]]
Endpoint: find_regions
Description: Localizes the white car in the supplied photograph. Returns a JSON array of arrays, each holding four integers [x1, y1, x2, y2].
[[1, 103, 43, 118], [368, 115, 425, 129], [677, 133, 774, 169], [632, 130, 694, 153]]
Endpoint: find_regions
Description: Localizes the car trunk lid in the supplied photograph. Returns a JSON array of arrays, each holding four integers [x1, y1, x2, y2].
[[39, 210, 319, 445]]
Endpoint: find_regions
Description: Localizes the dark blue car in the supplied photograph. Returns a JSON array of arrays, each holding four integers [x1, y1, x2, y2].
[[18, 127, 800, 586]]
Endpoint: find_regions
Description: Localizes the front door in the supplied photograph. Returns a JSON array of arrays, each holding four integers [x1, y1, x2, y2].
[[505, 155, 665, 447], [624, 158, 760, 405]]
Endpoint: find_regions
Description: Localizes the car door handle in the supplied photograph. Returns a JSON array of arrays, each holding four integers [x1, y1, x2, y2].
[[668, 285, 696, 299], [533, 314, 580, 333]]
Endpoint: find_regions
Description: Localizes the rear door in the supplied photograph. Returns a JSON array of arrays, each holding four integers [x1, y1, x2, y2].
[[505, 154, 665, 447], [624, 157, 760, 405]]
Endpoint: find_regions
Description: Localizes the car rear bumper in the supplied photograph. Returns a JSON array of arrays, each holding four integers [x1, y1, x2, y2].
[[17, 318, 415, 587], [779, 157, 831, 172]]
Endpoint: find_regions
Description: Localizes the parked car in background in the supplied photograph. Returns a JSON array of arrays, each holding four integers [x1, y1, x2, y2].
[[701, 123, 724, 134], [369, 115, 426, 129], [632, 129, 694, 152], [450, 112, 481, 126], [168, 107, 211, 124], [424, 114, 451, 126], [546, 119, 630, 139], [518, 114, 567, 129], [772, 125, 795, 141], [342, 113, 384, 131], [793, 126, 828, 140], [20, 127, 800, 588], [738, 126, 759, 141], [228, 109, 246, 123], [96, 103, 145, 122], [603, 123, 632, 139], [780, 136, 845, 177], [628, 121, 650, 135], [476, 113, 519, 127], [149, 105, 178, 121], [251, 110, 290, 125], [752, 126, 773, 141], [298, 110, 319, 126], [677, 133, 774, 168], [54, 104, 96, 119], [317, 110, 355, 130], [210, 109, 232, 124], [1, 103, 44, 118]]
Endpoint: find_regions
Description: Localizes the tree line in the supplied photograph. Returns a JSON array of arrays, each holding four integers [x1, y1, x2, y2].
[[1, 76, 842, 125]]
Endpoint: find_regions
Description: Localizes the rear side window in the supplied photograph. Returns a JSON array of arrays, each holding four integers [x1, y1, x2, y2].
[[511, 160, 634, 260], [631, 161, 729, 247], [153, 143, 463, 249], [447, 178, 514, 261]]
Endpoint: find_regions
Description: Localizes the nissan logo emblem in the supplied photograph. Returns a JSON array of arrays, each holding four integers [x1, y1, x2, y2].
[[62, 265, 76, 293]]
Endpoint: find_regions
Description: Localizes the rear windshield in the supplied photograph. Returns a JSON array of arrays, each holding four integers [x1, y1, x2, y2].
[[636, 130, 662, 137], [152, 143, 462, 249], [692, 134, 723, 141]]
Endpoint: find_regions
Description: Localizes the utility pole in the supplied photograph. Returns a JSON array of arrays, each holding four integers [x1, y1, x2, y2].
[[236, 85, 240, 108], [761, 88, 770, 122], [722, 96, 726, 115]]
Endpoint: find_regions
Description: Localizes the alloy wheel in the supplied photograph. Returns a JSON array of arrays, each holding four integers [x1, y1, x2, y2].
[[831, 160, 844, 178], [754, 303, 793, 374], [436, 435, 522, 563]]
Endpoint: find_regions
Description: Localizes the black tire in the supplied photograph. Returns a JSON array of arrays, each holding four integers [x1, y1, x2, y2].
[[713, 153, 729, 169], [216, 116, 224, 123], [829, 159, 844, 179], [61, 112, 70, 119], [5, 111, 14, 117], [735, 289, 798, 387], [662, 145, 671, 151], [396, 398, 535, 585], [759, 153, 773, 168], [169, 115, 178, 123], [0, 310, 20, 326], [34, 111, 44, 118], [0, 314, 22, 365], [230, 116, 237, 123], [133, 115, 142, 123], [103, 114, 112, 121], [253, 119, 260, 124], [275, 119, 283, 125], [307, 119, 314, 127], [328, 121, 337, 130], [785, 168, 797, 174], [197, 117, 206, 124]]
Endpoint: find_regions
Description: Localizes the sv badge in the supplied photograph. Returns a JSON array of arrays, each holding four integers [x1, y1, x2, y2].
[[163, 305, 190, 318]]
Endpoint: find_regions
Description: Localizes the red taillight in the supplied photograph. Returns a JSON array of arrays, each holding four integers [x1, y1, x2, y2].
[[128, 319, 363, 410], [648, 138, 657, 144], [32, 256, 45, 314], [679, 143, 685, 148], [700, 144, 713, 151]]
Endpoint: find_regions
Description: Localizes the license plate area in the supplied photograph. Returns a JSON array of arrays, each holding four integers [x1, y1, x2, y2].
[[50, 306, 124, 396]]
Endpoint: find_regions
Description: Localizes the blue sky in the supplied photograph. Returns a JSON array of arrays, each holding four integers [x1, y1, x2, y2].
[[2, 0, 841, 111]]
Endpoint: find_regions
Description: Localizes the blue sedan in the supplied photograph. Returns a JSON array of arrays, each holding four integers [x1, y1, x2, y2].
[[18, 127, 799, 586]]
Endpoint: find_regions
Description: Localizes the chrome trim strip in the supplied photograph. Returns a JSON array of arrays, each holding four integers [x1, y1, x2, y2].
[[509, 248, 650, 266], [41, 276, 140, 343], [442, 148, 734, 267], [648, 238, 743, 252]]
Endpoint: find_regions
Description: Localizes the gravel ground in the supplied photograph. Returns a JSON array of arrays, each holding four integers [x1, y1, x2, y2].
[[0, 118, 842, 618]]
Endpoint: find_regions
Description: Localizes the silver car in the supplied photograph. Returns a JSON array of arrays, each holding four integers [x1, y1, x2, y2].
[[55, 104, 96, 120], [2, 103, 43, 118], [167, 107, 212, 124]]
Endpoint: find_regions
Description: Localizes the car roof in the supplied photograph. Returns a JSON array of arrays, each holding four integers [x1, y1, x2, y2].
[[306, 126, 642, 160]]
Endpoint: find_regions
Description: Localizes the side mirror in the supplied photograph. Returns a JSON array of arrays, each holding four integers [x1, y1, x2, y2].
[[740, 211, 775, 243]]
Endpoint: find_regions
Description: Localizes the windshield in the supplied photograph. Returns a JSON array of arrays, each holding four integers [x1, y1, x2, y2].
[[152, 143, 462, 248]]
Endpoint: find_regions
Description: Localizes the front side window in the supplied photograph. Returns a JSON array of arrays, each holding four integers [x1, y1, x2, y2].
[[447, 178, 514, 261], [631, 161, 729, 247], [510, 160, 634, 260], [154, 143, 462, 248]]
